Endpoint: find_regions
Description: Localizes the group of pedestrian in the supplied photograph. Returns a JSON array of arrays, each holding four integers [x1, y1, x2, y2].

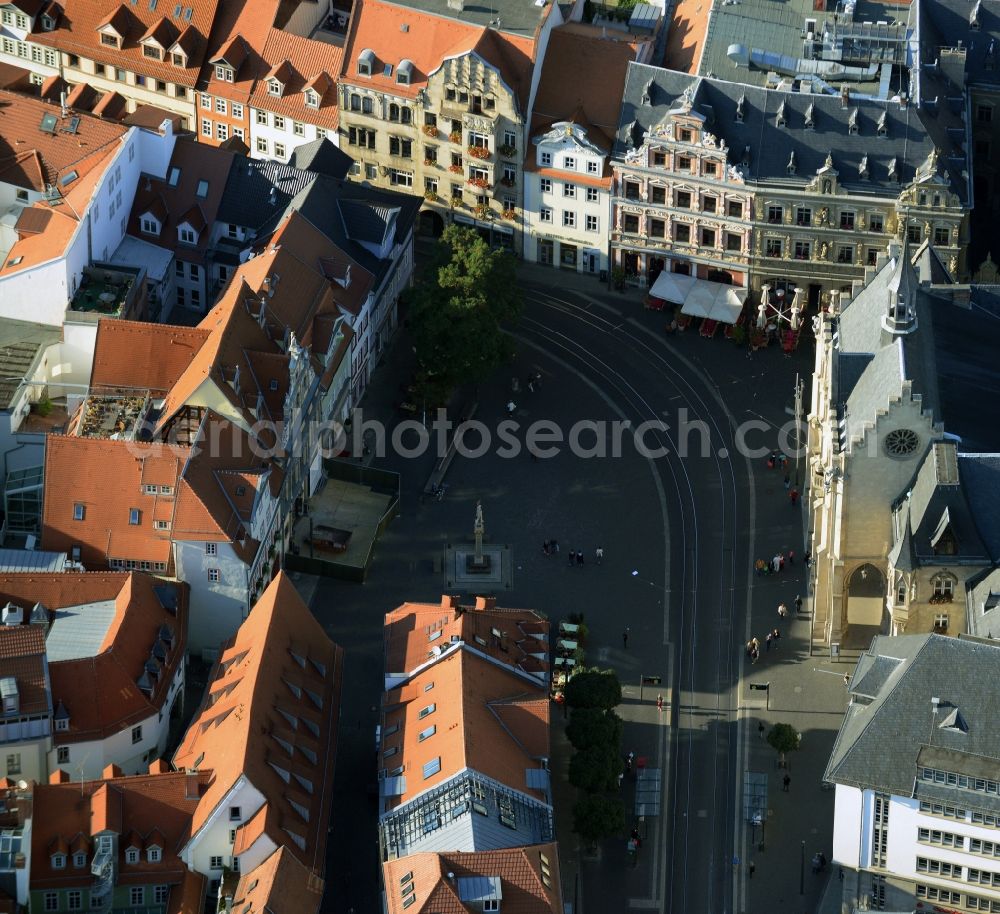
[[509, 372, 544, 413], [766, 451, 800, 505], [560, 546, 604, 566], [754, 550, 795, 576], [747, 628, 782, 663], [541, 539, 560, 555]]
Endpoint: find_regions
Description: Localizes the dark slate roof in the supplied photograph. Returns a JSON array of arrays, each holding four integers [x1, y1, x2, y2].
[[967, 566, 1000, 638], [826, 634, 1000, 796], [286, 138, 353, 180], [918, 0, 1000, 89], [216, 158, 318, 232], [614, 63, 969, 202], [891, 442, 991, 567], [958, 454, 1000, 562], [261, 176, 421, 288]]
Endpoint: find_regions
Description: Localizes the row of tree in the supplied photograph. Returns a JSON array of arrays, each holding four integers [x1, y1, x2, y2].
[[564, 668, 628, 847]]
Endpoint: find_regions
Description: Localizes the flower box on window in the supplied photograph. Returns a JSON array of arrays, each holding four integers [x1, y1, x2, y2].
[[474, 203, 491, 219], [448, 164, 464, 174], [498, 144, 516, 158], [499, 176, 515, 187], [467, 176, 490, 189], [449, 130, 462, 143], [929, 593, 954, 605], [467, 145, 491, 160], [424, 191, 439, 202], [501, 207, 516, 220], [422, 125, 439, 137], [423, 158, 436, 167]]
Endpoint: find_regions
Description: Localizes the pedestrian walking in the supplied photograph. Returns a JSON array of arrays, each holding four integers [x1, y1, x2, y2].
[[779, 553, 786, 572], [758, 721, 765, 740], [568, 550, 576, 566], [552, 539, 560, 553], [576, 551, 584, 566], [804, 549, 812, 566], [789, 487, 800, 506], [783, 473, 791, 490], [542, 540, 550, 555], [778, 602, 789, 618], [623, 627, 630, 649], [765, 632, 772, 651], [772, 554, 781, 574], [506, 400, 517, 415], [794, 594, 803, 613], [596, 546, 604, 564], [751, 647, 759, 664], [746, 640, 754, 660], [656, 693, 663, 713], [772, 627, 781, 648], [767, 451, 777, 469], [844, 673, 851, 687], [788, 550, 795, 565], [527, 376, 535, 393], [783, 773, 791, 792], [749, 862, 755, 879], [755, 559, 767, 576]]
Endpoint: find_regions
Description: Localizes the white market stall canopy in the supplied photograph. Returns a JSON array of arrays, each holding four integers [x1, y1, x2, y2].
[[649, 272, 748, 324]]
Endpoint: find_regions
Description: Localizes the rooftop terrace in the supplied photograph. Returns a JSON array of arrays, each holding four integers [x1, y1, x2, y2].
[[68, 264, 142, 320]]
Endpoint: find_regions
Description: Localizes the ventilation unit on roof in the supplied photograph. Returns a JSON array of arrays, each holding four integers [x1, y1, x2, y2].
[[2, 603, 23, 626]]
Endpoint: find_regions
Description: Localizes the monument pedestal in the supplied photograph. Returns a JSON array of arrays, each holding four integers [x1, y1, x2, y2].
[[445, 543, 513, 590]]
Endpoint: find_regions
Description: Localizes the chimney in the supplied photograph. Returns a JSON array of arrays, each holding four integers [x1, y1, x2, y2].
[[49, 769, 70, 784], [441, 595, 460, 609], [840, 86, 849, 108], [103, 763, 122, 779], [446, 0, 464, 9], [148, 758, 170, 775], [473, 596, 497, 611], [2, 603, 23, 626], [184, 772, 200, 800], [60, 90, 68, 117]]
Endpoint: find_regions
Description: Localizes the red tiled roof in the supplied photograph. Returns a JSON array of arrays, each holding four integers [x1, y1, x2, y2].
[[379, 648, 550, 810], [0, 90, 126, 190], [89, 319, 212, 392], [41, 437, 187, 567], [0, 625, 48, 716], [341, 0, 536, 108], [34, 0, 223, 88], [382, 843, 562, 914], [231, 846, 325, 914], [173, 573, 344, 875], [247, 28, 342, 130], [384, 595, 550, 681], [30, 769, 212, 889]]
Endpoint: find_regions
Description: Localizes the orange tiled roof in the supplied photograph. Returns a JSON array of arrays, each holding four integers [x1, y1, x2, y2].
[[384, 595, 550, 681], [382, 843, 562, 914], [247, 28, 342, 129], [0, 90, 126, 190], [89, 319, 212, 393], [44, 573, 187, 743], [231, 846, 325, 914], [41, 437, 188, 567], [380, 649, 550, 810], [0, 205, 78, 277], [34, 0, 222, 88], [173, 572, 343, 875], [198, 0, 280, 105], [30, 769, 212, 889], [341, 0, 536, 108]]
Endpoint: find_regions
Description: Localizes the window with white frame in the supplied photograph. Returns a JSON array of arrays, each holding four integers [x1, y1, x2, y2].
[[586, 214, 598, 232], [587, 160, 599, 174], [210, 856, 224, 869], [563, 155, 576, 170], [540, 178, 552, 193], [215, 97, 227, 114], [256, 109, 267, 125], [206, 542, 217, 556], [126, 848, 139, 864], [586, 187, 598, 203], [232, 103, 243, 119], [200, 93, 211, 109], [130, 887, 144, 906], [201, 118, 211, 137], [539, 207, 552, 223], [208, 568, 220, 582], [563, 183, 576, 198], [256, 137, 268, 154], [563, 211, 576, 228], [274, 115, 285, 130], [154, 886, 169, 904], [216, 123, 228, 141], [293, 121, 305, 137], [274, 142, 286, 158], [540, 151, 552, 166]]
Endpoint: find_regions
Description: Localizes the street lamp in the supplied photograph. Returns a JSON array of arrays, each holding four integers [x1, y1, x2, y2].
[[800, 840, 806, 895], [757, 284, 804, 331], [794, 373, 805, 486]]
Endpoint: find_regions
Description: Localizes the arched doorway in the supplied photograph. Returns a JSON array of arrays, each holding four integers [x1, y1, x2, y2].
[[418, 209, 445, 238], [844, 563, 886, 648]]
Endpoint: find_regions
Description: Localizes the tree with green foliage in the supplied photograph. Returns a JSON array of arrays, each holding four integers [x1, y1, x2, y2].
[[566, 708, 624, 752], [568, 744, 622, 793], [407, 225, 522, 399], [572, 794, 626, 847], [766, 722, 801, 765], [564, 668, 622, 711]]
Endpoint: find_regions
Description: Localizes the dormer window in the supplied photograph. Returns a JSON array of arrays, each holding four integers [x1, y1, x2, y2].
[[786, 150, 796, 175], [877, 111, 888, 137], [848, 108, 859, 134], [397, 59, 413, 86], [171, 51, 185, 67], [147, 847, 161, 863], [143, 44, 162, 60], [125, 849, 139, 865], [268, 78, 282, 96], [141, 216, 159, 235], [305, 89, 319, 108], [56, 717, 69, 731], [776, 101, 787, 127], [73, 853, 86, 867], [358, 48, 374, 77], [179, 227, 196, 244], [215, 64, 234, 82], [51, 854, 66, 869], [804, 102, 815, 129], [101, 33, 119, 48], [41, 14, 55, 30]]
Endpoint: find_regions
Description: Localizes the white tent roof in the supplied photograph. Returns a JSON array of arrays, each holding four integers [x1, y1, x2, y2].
[[649, 272, 748, 324]]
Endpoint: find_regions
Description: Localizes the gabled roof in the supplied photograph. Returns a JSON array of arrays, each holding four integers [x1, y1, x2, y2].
[[90, 320, 211, 392], [30, 768, 212, 888], [341, 0, 537, 108], [0, 624, 49, 718], [384, 595, 549, 682], [230, 846, 325, 914], [382, 843, 562, 914], [215, 156, 318, 230], [34, 0, 222, 87], [173, 573, 344, 874], [41, 438, 187, 567], [286, 138, 353, 179], [379, 648, 550, 811], [0, 90, 126, 192], [826, 634, 1000, 798]]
